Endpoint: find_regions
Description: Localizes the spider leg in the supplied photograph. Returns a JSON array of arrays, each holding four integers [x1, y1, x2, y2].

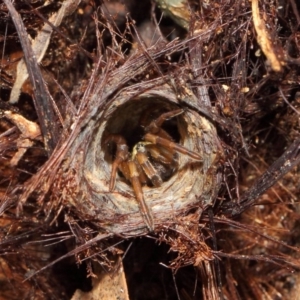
[[134, 142, 163, 187], [145, 109, 184, 140], [128, 160, 154, 231], [135, 161, 148, 185], [146, 109, 183, 132], [118, 161, 130, 181], [145, 144, 175, 165], [135, 152, 163, 187], [144, 133, 202, 161], [105, 134, 129, 191]]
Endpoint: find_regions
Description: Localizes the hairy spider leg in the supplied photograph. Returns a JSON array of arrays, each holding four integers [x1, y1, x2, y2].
[[105, 134, 129, 191], [144, 133, 202, 161], [145, 109, 184, 140], [134, 161, 148, 185], [134, 143, 163, 187], [145, 144, 175, 165], [118, 161, 131, 181], [128, 160, 155, 231]]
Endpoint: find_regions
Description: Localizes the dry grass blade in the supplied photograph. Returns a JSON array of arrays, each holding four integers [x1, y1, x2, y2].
[[3, 0, 58, 154], [9, 0, 81, 104], [252, 0, 286, 72]]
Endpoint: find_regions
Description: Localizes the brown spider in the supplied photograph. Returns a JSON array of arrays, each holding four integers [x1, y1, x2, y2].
[[105, 109, 202, 231]]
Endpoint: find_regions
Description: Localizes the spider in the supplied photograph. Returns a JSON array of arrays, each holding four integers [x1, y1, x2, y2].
[[105, 109, 202, 231]]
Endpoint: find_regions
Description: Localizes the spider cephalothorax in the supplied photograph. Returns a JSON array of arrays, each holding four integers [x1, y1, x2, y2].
[[105, 109, 202, 231]]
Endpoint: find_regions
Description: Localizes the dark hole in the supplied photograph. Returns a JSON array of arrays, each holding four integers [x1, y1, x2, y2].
[[102, 99, 183, 186]]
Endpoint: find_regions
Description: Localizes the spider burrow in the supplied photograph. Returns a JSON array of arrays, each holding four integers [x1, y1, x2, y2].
[[105, 109, 202, 231]]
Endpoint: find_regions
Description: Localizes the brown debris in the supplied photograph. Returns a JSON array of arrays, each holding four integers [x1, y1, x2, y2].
[[4, 111, 42, 166], [1, 0, 300, 299], [71, 257, 129, 300], [252, 0, 286, 72]]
